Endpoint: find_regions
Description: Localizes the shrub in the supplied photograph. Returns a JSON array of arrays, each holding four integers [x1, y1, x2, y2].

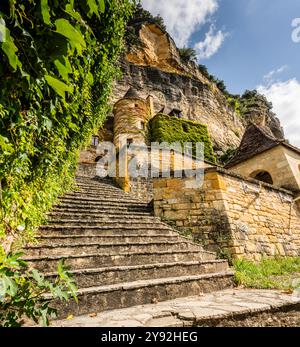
[[0, 252, 77, 327], [179, 48, 198, 63]]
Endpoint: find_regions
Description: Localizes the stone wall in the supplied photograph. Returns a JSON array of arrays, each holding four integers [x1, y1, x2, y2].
[[129, 177, 153, 202], [153, 168, 300, 260], [229, 145, 300, 191]]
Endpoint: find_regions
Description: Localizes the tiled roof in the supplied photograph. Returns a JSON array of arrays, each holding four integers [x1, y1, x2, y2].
[[225, 123, 299, 168]]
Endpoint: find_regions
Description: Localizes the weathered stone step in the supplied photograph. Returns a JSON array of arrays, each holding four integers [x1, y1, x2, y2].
[[63, 192, 142, 201], [34, 234, 181, 246], [48, 211, 152, 219], [52, 204, 151, 213], [59, 196, 148, 205], [45, 260, 229, 288], [39, 226, 175, 236], [57, 199, 149, 209], [25, 240, 202, 257], [24, 249, 216, 272], [74, 184, 123, 192], [50, 271, 234, 318], [48, 215, 158, 223], [67, 191, 141, 200], [46, 220, 166, 228]]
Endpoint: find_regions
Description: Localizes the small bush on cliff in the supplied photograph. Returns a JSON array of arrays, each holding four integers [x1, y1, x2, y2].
[[179, 48, 198, 63]]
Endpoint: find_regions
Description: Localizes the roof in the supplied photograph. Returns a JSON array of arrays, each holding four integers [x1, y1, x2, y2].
[[123, 87, 142, 100], [225, 123, 300, 168]]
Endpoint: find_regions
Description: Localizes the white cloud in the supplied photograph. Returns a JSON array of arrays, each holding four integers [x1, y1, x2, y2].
[[194, 25, 228, 60], [141, 0, 226, 59], [263, 65, 288, 86], [257, 78, 300, 147]]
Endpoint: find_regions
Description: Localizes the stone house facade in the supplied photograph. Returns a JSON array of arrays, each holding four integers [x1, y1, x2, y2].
[[78, 88, 300, 260]]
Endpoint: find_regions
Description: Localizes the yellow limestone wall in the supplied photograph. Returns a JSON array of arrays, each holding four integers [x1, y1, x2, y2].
[[229, 145, 300, 191], [153, 168, 300, 260]]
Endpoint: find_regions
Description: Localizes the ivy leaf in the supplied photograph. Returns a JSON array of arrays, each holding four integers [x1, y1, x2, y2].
[[45, 75, 73, 99], [0, 135, 14, 155], [54, 57, 72, 82], [1, 28, 22, 71], [97, 0, 105, 13], [55, 19, 86, 54], [87, 0, 100, 18], [40, 0, 51, 25], [64, 4, 81, 21]]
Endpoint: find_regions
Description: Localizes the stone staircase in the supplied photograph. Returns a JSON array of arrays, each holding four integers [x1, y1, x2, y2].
[[24, 176, 233, 318]]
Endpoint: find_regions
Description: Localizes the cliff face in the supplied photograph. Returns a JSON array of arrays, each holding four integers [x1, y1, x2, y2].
[[110, 23, 283, 153]]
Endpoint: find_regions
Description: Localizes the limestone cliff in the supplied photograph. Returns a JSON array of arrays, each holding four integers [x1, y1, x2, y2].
[[110, 22, 283, 154]]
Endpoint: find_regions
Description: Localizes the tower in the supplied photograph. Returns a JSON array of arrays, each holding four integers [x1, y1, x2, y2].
[[113, 87, 151, 148]]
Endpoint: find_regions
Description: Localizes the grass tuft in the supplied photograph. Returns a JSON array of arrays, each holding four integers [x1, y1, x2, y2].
[[233, 257, 300, 290]]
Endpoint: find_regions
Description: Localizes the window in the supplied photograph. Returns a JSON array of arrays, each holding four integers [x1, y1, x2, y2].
[[91, 135, 99, 147], [250, 170, 273, 185], [138, 121, 145, 130], [127, 138, 133, 146]]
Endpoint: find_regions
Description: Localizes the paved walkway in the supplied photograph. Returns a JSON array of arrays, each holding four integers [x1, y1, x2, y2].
[[51, 289, 300, 327]]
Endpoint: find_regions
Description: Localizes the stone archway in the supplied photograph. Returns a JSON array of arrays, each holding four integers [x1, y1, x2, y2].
[[250, 170, 274, 185]]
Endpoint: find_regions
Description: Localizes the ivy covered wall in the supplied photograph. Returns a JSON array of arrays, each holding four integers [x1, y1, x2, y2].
[[150, 114, 216, 163], [0, 0, 134, 250]]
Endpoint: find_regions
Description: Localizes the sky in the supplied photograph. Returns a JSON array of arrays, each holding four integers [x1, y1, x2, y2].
[[141, 0, 300, 147]]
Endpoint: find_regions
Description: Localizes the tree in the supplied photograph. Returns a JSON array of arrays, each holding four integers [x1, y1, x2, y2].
[[179, 47, 198, 63]]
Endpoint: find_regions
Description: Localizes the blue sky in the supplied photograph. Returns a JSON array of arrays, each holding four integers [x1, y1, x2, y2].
[[142, 0, 300, 146]]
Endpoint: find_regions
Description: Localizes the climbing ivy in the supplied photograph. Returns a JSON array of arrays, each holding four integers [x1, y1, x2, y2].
[[150, 114, 216, 163], [0, 0, 134, 249]]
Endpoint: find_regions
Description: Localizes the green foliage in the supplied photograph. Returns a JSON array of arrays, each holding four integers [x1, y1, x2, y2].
[[150, 114, 216, 163], [178, 47, 197, 63], [238, 89, 273, 117], [0, 252, 77, 327], [234, 257, 300, 290], [227, 97, 241, 115], [218, 146, 237, 165], [125, 2, 166, 48], [130, 3, 166, 30], [0, 1, 134, 245]]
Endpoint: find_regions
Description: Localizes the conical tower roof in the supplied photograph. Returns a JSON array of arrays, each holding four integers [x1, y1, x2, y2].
[[123, 87, 142, 100]]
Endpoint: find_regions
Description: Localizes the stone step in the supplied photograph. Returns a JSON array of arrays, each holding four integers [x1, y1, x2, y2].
[[57, 199, 149, 208], [48, 215, 158, 222], [49, 271, 234, 318], [46, 220, 166, 228], [25, 240, 202, 257], [48, 211, 153, 219], [74, 184, 123, 192], [62, 194, 143, 203], [39, 226, 176, 236], [67, 191, 141, 200], [34, 234, 182, 246], [52, 204, 151, 213], [24, 249, 216, 272], [45, 260, 229, 288]]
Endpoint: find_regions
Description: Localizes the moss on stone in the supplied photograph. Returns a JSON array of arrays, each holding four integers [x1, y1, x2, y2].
[[150, 114, 216, 163]]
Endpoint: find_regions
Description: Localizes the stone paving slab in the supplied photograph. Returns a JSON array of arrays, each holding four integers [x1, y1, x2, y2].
[[50, 288, 300, 327]]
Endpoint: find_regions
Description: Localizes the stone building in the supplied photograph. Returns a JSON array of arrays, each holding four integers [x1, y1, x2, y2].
[[225, 123, 300, 192], [77, 86, 300, 261]]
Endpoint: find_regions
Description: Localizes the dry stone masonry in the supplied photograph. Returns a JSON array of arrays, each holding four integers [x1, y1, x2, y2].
[[153, 168, 300, 261]]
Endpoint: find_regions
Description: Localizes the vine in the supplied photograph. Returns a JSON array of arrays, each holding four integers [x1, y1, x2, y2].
[[0, 0, 134, 250]]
